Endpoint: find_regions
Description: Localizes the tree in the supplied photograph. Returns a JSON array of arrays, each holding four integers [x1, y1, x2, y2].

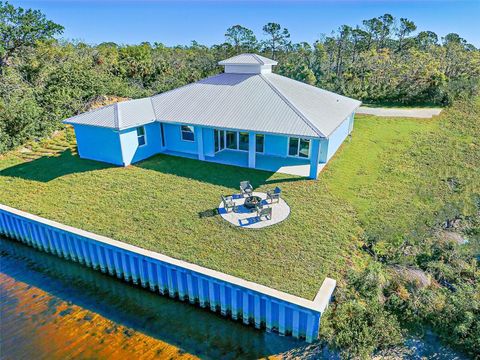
[[335, 25, 352, 76], [396, 18, 417, 52], [362, 17, 383, 50], [442, 33, 468, 48], [378, 13, 395, 48], [0, 1, 64, 68], [416, 31, 439, 50], [351, 27, 369, 62], [262, 22, 290, 59], [224, 25, 257, 54]]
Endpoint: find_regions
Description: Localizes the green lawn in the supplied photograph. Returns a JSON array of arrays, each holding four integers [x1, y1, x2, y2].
[[0, 116, 437, 299]]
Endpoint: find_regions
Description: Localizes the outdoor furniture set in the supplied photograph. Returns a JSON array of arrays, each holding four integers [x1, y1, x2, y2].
[[220, 181, 282, 221]]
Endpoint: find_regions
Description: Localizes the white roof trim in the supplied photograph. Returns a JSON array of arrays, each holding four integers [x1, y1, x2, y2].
[[218, 53, 278, 66]]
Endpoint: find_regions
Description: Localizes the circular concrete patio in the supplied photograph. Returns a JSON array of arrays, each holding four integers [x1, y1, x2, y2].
[[218, 191, 290, 229]]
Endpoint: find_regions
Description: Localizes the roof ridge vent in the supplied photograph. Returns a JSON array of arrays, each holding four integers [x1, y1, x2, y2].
[[113, 103, 120, 129]]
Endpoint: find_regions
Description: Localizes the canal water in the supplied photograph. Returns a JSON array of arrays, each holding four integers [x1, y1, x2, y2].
[[0, 237, 469, 359], [0, 237, 325, 359]]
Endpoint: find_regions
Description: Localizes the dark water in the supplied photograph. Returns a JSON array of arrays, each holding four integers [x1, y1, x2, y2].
[[0, 237, 470, 359], [0, 237, 325, 359]]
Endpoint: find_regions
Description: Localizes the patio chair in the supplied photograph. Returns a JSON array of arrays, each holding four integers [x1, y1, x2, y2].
[[239, 181, 253, 197], [257, 206, 272, 221], [255, 201, 264, 211], [267, 187, 282, 203], [220, 195, 237, 213]]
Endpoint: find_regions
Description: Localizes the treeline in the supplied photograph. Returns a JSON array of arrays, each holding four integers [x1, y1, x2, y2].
[[1, 1, 479, 152]]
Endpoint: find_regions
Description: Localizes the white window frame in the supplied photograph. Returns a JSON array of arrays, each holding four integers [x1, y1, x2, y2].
[[137, 126, 147, 147], [181, 125, 195, 142], [287, 137, 311, 158]]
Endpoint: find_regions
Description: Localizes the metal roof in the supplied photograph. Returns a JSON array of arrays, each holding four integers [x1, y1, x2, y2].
[[64, 54, 361, 138], [151, 73, 322, 137], [150, 72, 360, 137], [264, 73, 362, 137], [64, 97, 156, 130], [218, 53, 278, 66]]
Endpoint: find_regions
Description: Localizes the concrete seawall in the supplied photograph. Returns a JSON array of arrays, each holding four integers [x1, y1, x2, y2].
[[0, 203, 336, 342]]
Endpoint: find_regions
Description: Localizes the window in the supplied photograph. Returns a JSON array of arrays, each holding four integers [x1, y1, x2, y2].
[[220, 130, 225, 149], [214, 129, 254, 152], [255, 134, 264, 153], [181, 125, 195, 142], [288, 137, 299, 156], [214, 129, 226, 153], [226, 131, 237, 149], [137, 126, 146, 147], [239, 132, 249, 151], [288, 137, 310, 158], [299, 138, 310, 158], [214, 129, 219, 152], [160, 123, 165, 147]]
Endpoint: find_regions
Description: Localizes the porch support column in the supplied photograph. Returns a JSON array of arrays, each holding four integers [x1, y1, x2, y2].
[[195, 127, 205, 161], [248, 132, 256, 168], [319, 138, 329, 163], [348, 112, 355, 134], [309, 139, 321, 180]]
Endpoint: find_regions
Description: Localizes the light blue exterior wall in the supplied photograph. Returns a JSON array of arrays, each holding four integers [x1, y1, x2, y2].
[[264, 134, 288, 157], [325, 112, 354, 162], [73, 124, 123, 165], [163, 123, 198, 155], [119, 122, 163, 166], [203, 128, 215, 157]]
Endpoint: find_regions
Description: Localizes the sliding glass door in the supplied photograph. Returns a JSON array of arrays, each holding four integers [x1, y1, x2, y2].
[[215, 129, 258, 152]]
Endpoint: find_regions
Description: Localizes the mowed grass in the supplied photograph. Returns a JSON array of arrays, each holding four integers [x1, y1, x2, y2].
[[0, 116, 437, 298]]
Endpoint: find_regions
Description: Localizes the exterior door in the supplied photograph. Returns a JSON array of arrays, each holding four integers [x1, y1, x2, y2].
[[214, 129, 226, 152]]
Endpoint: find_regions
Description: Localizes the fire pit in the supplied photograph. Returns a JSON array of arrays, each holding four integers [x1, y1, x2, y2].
[[244, 195, 262, 211]]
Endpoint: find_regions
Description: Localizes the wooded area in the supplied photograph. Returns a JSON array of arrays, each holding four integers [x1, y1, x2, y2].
[[1, 1, 479, 152]]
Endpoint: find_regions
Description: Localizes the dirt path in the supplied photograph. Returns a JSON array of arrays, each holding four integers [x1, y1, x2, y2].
[[357, 107, 442, 118]]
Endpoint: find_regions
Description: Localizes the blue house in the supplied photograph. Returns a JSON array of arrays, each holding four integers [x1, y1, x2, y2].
[[64, 54, 361, 179]]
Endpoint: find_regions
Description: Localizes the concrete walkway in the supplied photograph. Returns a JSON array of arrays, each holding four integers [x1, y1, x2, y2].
[[357, 106, 442, 118]]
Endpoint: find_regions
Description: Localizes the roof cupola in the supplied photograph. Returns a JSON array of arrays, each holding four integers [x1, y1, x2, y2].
[[218, 53, 278, 74]]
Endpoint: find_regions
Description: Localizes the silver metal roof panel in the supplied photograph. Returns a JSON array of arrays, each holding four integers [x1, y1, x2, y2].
[[64, 98, 156, 130]]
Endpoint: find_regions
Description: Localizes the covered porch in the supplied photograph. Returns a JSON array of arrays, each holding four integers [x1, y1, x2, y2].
[[162, 149, 326, 177], [160, 125, 327, 178]]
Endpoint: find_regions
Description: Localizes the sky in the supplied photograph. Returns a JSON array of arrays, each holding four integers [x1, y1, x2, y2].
[[11, 0, 480, 47]]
